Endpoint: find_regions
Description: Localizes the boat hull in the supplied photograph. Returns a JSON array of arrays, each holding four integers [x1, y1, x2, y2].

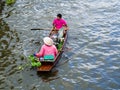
[[37, 30, 67, 72]]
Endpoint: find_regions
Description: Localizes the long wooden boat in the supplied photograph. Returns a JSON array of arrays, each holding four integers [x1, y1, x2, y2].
[[37, 30, 68, 72]]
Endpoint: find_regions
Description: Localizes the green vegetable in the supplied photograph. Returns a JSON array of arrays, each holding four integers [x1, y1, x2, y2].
[[36, 62, 41, 67], [28, 55, 41, 67], [57, 41, 63, 51], [31, 62, 36, 67], [31, 62, 41, 67], [28, 55, 36, 62]]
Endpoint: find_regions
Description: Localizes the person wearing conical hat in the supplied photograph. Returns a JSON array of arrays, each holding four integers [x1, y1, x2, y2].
[[34, 37, 58, 58]]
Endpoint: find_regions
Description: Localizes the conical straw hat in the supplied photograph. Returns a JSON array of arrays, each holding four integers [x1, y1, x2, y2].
[[43, 37, 53, 46]]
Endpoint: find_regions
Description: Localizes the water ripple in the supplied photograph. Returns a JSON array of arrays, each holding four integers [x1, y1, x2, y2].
[[0, 0, 120, 90]]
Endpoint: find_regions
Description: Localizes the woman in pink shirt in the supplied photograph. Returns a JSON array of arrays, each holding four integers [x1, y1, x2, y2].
[[34, 37, 58, 59]]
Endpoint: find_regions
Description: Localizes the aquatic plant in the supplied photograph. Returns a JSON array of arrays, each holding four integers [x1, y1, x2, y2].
[[18, 55, 41, 70], [28, 55, 41, 67], [6, 0, 16, 5]]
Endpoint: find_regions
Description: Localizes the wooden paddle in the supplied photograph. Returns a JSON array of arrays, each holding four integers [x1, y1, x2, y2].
[[31, 28, 51, 30]]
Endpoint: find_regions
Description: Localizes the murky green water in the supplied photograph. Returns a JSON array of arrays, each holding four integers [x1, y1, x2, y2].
[[0, 0, 120, 90]]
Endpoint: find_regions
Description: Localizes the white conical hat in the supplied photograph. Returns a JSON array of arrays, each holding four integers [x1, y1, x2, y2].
[[43, 37, 53, 46]]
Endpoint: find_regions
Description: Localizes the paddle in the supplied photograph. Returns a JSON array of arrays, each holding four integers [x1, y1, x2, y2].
[[31, 28, 51, 30]]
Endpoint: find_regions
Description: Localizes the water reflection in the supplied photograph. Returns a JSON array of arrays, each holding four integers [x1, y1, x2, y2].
[[37, 69, 59, 82], [1, 17, 23, 88], [0, 1, 5, 15], [0, 19, 20, 57], [0, 1, 22, 89]]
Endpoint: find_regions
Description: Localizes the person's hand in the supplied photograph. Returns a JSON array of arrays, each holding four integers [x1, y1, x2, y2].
[[64, 29, 67, 31], [65, 27, 69, 31], [52, 28, 54, 31], [33, 53, 36, 57], [64, 29, 67, 33]]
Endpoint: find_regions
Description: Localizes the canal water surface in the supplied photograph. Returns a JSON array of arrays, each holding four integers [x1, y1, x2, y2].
[[0, 0, 120, 90]]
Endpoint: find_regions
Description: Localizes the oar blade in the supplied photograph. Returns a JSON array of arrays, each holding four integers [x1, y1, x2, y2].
[[31, 28, 51, 30]]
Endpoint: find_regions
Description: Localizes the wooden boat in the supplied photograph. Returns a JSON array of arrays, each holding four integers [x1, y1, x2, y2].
[[37, 30, 68, 72]]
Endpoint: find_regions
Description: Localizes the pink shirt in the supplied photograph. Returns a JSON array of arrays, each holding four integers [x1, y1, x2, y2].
[[36, 44, 58, 58], [53, 18, 67, 30]]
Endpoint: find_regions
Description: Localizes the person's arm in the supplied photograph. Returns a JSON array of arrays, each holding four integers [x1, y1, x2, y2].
[[36, 46, 44, 58], [63, 22, 68, 36], [55, 48, 58, 57], [64, 24, 69, 31], [63, 20, 69, 31], [53, 45, 58, 57], [52, 19, 56, 31], [52, 24, 56, 31]]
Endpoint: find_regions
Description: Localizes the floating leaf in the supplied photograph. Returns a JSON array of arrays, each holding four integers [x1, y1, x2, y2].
[[18, 66, 24, 70]]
